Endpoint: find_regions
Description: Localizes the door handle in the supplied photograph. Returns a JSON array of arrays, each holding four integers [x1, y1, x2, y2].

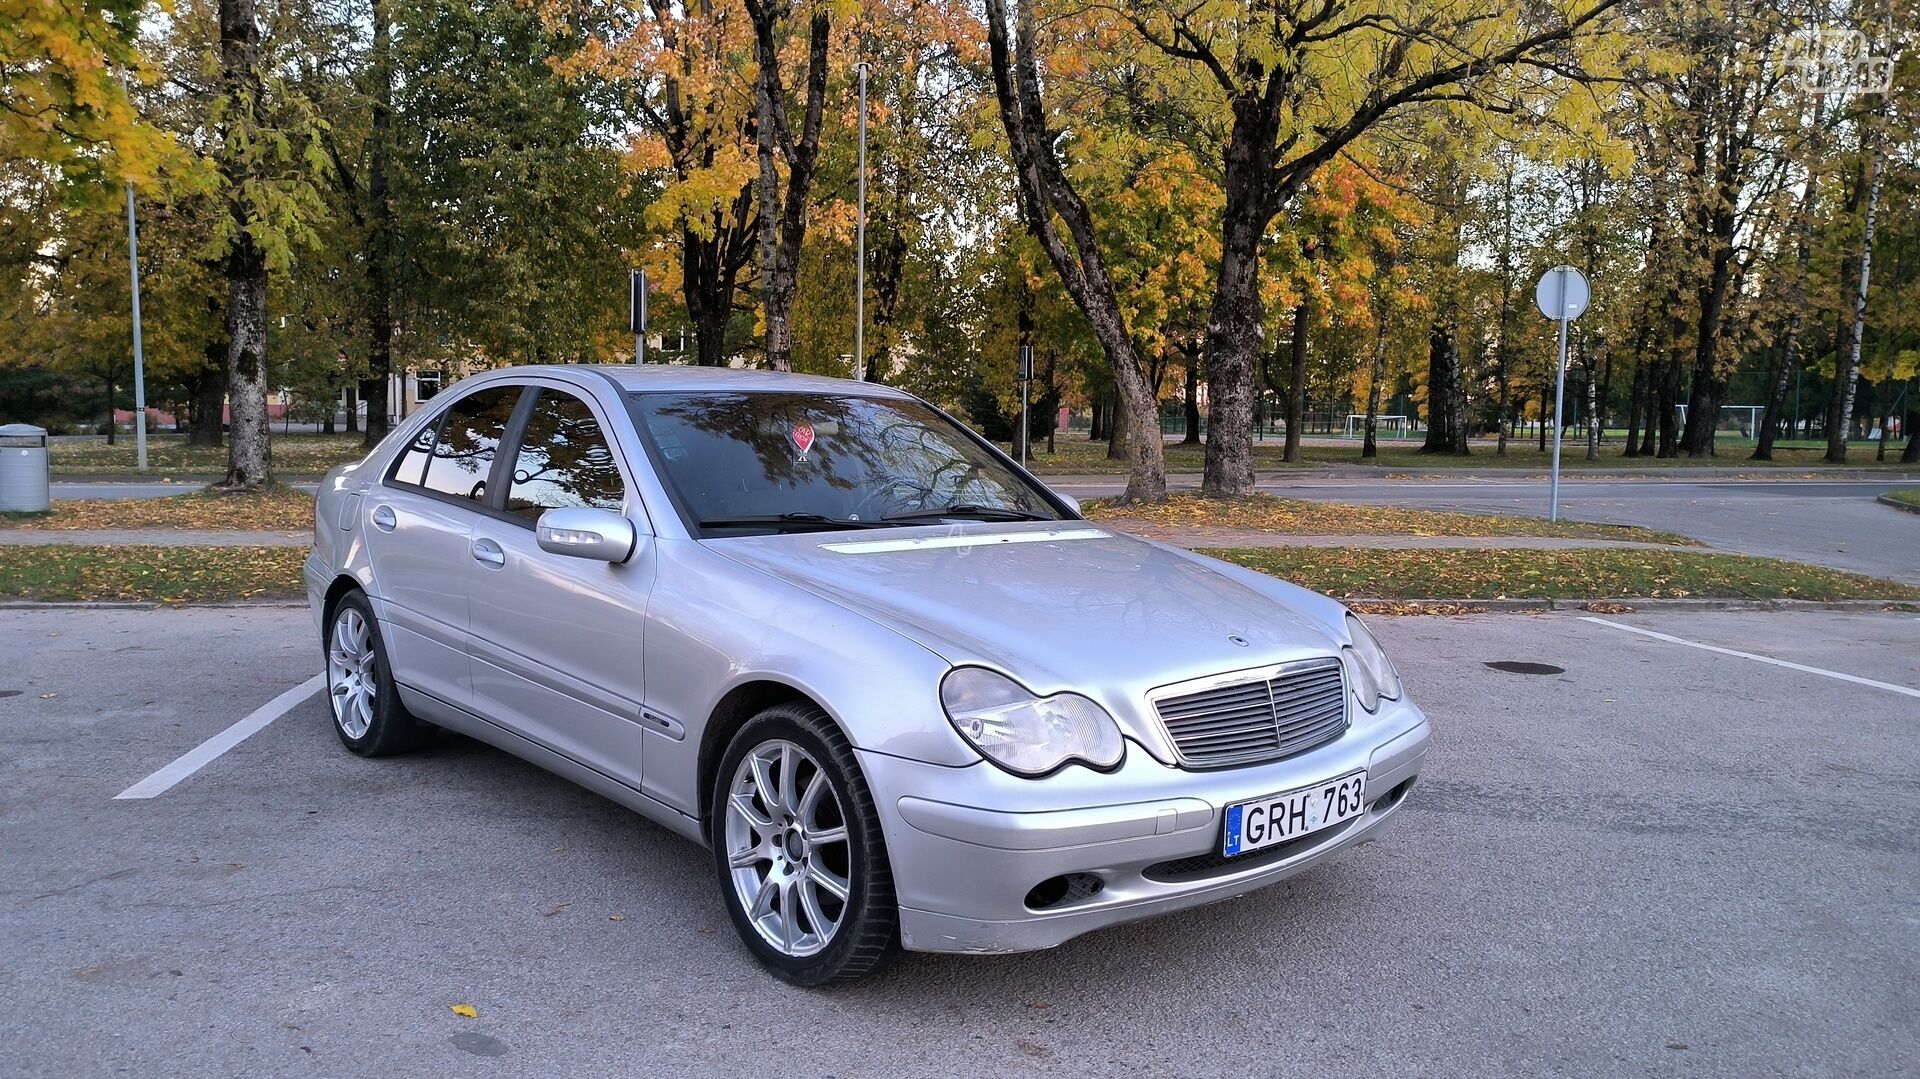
[[471, 537, 506, 568], [371, 504, 397, 532]]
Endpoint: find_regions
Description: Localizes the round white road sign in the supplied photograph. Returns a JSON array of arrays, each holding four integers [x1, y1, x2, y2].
[[1535, 265, 1590, 321]]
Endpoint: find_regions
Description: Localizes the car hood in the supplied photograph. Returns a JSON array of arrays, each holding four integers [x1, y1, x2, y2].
[[707, 522, 1344, 700]]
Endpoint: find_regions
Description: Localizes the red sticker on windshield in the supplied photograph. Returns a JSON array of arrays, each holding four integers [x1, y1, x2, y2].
[[791, 423, 815, 454]]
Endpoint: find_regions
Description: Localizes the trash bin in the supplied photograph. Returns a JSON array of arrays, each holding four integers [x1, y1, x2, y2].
[[0, 423, 50, 512]]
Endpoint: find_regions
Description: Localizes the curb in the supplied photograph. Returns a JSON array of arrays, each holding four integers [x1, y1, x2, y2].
[[0, 599, 307, 611], [1343, 597, 1920, 615], [1878, 494, 1920, 515]]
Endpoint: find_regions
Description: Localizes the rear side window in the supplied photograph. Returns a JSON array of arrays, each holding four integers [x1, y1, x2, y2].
[[389, 424, 435, 486], [505, 391, 626, 521], [413, 386, 522, 503]]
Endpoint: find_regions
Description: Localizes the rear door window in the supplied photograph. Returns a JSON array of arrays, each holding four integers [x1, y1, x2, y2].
[[413, 386, 523, 504]]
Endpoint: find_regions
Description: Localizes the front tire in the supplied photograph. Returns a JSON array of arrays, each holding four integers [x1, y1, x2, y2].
[[711, 703, 899, 985], [324, 590, 430, 757]]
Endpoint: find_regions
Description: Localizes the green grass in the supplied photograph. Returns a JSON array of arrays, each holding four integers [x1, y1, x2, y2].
[[1884, 489, 1920, 509], [48, 433, 368, 477], [1010, 437, 1913, 474], [0, 545, 307, 603], [1204, 547, 1920, 602]]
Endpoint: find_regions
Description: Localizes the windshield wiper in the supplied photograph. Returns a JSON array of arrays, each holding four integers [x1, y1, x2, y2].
[[697, 513, 888, 533], [881, 504, 1053, 523]]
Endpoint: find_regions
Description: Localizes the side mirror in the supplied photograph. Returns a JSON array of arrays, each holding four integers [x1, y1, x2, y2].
[[1055, 492, 1082, 516], [536, 507, 638, 563]]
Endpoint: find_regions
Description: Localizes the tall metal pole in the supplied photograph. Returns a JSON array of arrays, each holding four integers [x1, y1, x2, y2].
[[124, 178, 148, 471], [1548, 268, 1569, 523], [854, 61, 869, 382], [632, 269, 648, 365]]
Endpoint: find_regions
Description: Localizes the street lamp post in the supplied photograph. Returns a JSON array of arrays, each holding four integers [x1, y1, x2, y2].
[[124, 177, 148, 471], [854, 61, 869, 383]]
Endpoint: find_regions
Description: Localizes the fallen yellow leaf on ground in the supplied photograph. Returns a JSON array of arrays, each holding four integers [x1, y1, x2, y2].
[[450, 1004, 478, 1019]]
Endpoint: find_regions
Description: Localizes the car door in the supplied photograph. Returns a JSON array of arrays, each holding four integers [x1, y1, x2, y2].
[[465, 385, 654, 792], [363, 384, 525, 709]]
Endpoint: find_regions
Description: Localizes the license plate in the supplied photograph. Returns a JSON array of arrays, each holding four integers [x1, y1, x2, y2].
[[1222, 772, 1366, 857]]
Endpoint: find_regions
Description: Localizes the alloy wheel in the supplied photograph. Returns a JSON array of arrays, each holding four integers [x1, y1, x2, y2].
[[723, 739, 853, 958], [327, 607, 377, 740]]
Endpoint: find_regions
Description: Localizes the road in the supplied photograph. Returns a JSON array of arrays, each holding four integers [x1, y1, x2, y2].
[[5, 607, 1915, 1077], [1049, 476, 1920, 584]]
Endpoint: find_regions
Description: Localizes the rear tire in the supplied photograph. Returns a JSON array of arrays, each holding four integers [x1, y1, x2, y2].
[[711, 702, 899, 985], [323, 590, 430, 757]]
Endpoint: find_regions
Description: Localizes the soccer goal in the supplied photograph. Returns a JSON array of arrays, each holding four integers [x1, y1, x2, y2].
[[1675, 405, 1765, 439], [1345, 414, 1412, 439]]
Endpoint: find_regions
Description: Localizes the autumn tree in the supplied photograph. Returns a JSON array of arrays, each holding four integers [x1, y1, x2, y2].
[[981, 0, 1167, 502]]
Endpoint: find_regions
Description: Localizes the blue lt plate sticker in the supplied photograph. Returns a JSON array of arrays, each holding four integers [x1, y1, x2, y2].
[[1223, 804, 1245, 857]]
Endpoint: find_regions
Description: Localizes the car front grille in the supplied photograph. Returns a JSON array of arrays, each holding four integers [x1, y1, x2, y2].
[[1151, 658, 1349, 769]]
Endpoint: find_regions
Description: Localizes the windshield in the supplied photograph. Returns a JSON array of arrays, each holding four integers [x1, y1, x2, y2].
[[627, 391, 1067, 535]]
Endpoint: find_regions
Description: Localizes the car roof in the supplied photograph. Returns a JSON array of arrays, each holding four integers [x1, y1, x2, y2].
[[496, 363, 919, 399]]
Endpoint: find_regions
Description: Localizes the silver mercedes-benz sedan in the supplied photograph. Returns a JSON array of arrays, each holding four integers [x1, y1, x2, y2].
[[304, 364, 1429, 984]]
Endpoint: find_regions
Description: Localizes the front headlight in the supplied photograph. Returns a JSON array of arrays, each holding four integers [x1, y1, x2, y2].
[[939, 667, 1125, 777], [1343, 612, 1402, 712]]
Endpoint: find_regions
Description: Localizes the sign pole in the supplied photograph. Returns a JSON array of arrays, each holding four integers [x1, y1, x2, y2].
[[1549, 273, 1569, 522], [1535, 264, 1589, 525], [630, 269, 648, 365]]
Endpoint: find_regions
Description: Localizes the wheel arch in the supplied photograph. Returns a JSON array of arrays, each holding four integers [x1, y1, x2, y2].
[[697, 679, 831, 843], [320, 574, 364, 631]]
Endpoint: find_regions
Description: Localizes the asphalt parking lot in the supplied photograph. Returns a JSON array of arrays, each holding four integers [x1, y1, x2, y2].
[[5, 606, 1916, 1077]]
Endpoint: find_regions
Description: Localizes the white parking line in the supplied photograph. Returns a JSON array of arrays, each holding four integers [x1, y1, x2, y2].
[[1580, 617, 1920, 700], [113, 674, 326, 800]]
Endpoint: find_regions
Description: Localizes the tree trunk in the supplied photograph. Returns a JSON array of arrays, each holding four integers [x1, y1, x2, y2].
[[1282, 299, 1309, 463], [1584, 342, 1600, 461], [223, 246, 272, 488], [983, 0, 1163, 502], [1362, 300, 1388, 459], [745, 0, 830, 374], [343, 381, 358, 434], [1679, 233, 1734, 458], [1199, 207, 1269, 493], [189, 345, 225, 448], [1107, 397, 1129, 461], [1754, 326, 1797, 461], [1828, 132, 1882, 464], [1656, 337, 1683, 458], [218, 0, 272, 489], [1421, 320, 1467, 454], [103, 367, 116, 444], [1043, 349, 1057, 454], [1623, 359, 1645, 458], [1180, 358, 1200, 445], [1901, 376, 1919, 463], [359, 0, 393, 449]]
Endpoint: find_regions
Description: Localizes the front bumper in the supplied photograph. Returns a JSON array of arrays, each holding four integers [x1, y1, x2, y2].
[[860, 701, 1429, 954]]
